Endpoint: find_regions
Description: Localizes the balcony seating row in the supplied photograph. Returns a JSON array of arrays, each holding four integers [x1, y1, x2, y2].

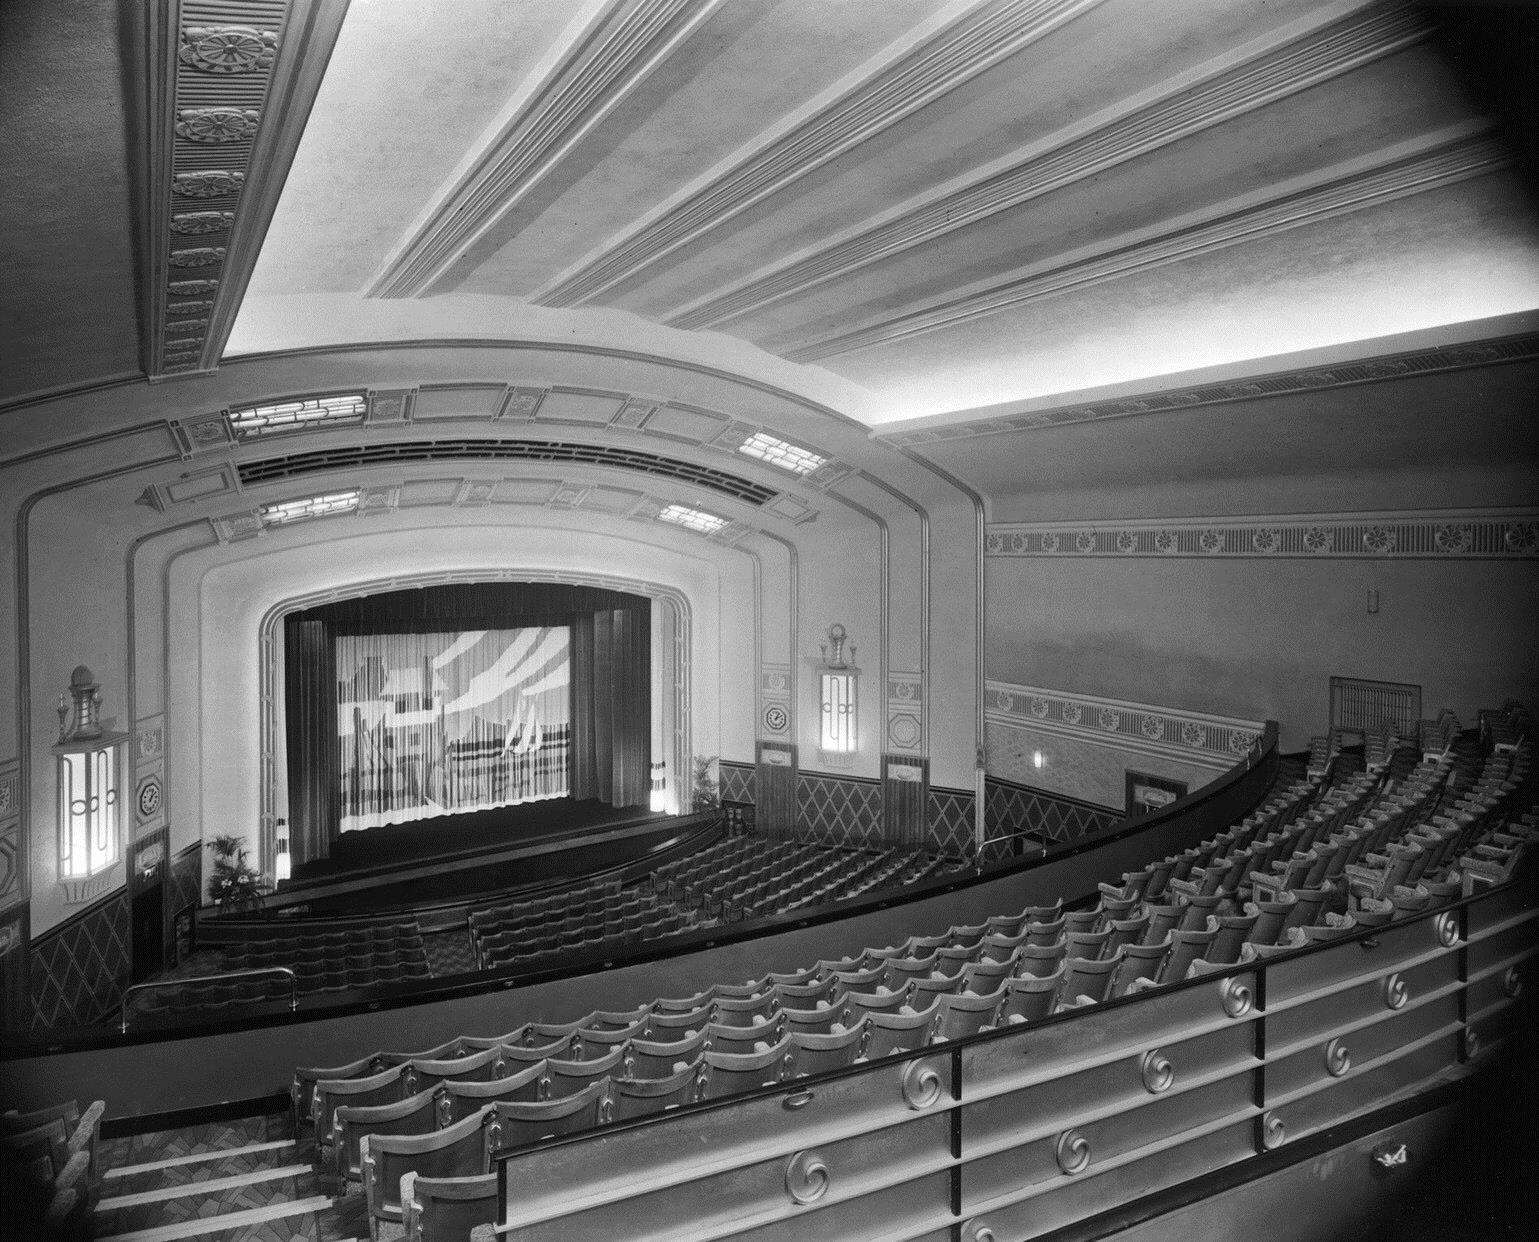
[[0, 1099, 105, 1237], [280, 723, 1535, 1241]]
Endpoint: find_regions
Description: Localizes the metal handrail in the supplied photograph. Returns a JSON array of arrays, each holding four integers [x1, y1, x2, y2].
[[120, 966, 298, 1033]]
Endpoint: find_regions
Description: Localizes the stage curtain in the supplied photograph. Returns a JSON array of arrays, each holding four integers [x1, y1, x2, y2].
[[284, 616, 338, 866], [571, 605, 651, 807]]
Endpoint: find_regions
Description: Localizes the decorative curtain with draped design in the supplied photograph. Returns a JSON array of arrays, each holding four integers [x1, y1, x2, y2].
[[334, 626, 571, 833]]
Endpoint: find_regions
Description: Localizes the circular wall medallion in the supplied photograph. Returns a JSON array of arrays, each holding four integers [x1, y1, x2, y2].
[[179, 26, 278, 74], [137, 776, 162, 822], [763, 704, 789, 734], [887, 713, 921, 748]]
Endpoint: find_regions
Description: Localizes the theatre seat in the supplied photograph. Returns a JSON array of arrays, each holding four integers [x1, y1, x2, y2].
[[402, 1170, 499, 1242], [624, 1030, 708, 1079], [864, 1000, 942, 1058], [787, 1020, 869, 1075], [437, 1061, 545, 1127], [700, 1037, 792, 1098], [613, 1061, 702, 1119], [334, 1086, 438, 1182], [488, 1080, 612, 1151], [363, 1108, 493, 1242]]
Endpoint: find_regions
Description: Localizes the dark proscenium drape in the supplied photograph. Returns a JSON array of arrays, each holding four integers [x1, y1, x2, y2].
[[284, 615, 339, 866], [285, 582, 654, 854], [571, 605, 651, 808]]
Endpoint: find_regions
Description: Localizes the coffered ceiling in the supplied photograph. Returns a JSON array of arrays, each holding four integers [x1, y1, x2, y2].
[[2, 0, 1536, 487]]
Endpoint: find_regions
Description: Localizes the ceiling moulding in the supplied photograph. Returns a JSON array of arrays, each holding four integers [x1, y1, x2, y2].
[[667, 1, 1427, 332], [984, 508, 1539, 560], [208, 473, 769, 545], [143, 1, 350, 381], [787, 127, 1508, 362], [533, 0, 1104, 309], [984, 680, 1264, 767], [368, 0, 727, 299], [880, 330, 1539, 446]]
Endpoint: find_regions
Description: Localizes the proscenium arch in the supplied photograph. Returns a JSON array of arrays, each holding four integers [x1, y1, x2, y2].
[[256, 568, 693, 878]]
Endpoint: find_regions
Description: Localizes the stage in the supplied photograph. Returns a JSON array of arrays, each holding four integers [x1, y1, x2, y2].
[[263, 798, 710, 920]]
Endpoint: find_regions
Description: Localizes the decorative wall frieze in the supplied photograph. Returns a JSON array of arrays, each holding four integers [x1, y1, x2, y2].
[[146, 2, 349, 379], [986, 679, 1264, 767], [985, 508, 1539, 560], [885, 669, 924, 753], [668, 1, 1426, 331], [884, 330, 1539, 446], [790, 128, 1505, 362], [370, 0, 727, 298], [535, 0, 1103, 308]]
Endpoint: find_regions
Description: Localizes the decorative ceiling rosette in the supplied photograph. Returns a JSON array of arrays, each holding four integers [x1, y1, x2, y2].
[[179, 26, 278, 74], [1361, 525, 1396, 554], [175, 107, 261, 143], [171, 211, 236, 234], [172, 170, 246, 198]]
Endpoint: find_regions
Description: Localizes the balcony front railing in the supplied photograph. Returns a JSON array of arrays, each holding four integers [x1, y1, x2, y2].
[[485, 877, 1535, 1240]]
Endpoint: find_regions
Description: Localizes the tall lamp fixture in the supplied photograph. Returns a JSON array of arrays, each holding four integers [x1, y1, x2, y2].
[[817, 624, 860, 759], [54, 665, 124, 883]]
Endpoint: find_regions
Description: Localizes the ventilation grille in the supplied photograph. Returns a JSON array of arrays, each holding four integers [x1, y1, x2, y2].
[[236, 439, 777, 504]]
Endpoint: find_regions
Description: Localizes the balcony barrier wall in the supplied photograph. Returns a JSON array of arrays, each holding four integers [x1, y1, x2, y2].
[[484, 876, 1536, 1241]]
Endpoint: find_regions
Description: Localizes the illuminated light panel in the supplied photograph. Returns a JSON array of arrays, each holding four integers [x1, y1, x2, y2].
[[259, 489, 361, 525], [658, 503, 726, 534], [230, 393, 367, 439], [737, 430, 826, 475]]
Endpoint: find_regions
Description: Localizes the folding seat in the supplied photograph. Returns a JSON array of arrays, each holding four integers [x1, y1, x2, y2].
[[314, 1063, 411, 1158], [985, 911, 1029, 938], [700, 1037, 793, 1099], [1294, 912, 1358, 944], [765, 967, 821, 988], [1244, 892, 1296, 947], [776, 975, 840, 1008], [401, 1170, 499, 1242], [872, 952, 932, 992], [436, 1062, 546, 1127], [334, 1086, 439, 1182], [905, 932, 951, 956], [935, 987, 1007, 1041], [1279, 886, 1332, 934], [909, 972, 965, 1009], [612, 1061, 703, 1120], [405, 1044, 506, 1094], [1065, 930, 1111, 961], [787, 1021, 870, 1075], [1351, 896, 1396, 929], [1386, 885, 1434, 918], [863, 1001, 942, 1058], [0, 1117, 68, 1176], [703, 1016, 784, 1056], [1416, 875, 1463, 905], [363, 1107, 494, 1241], [948, 923, 989, 949], [644, 1005, 714, 1041], [1103, 910, 1151, 959], [1061, 908, 1102, 935], [293, 1053, 381, 1133], [656, 989, 715, 1014], [1, 1101, 80, 1134], [1207, 911, 1258, 965], [712, 993, 778, 1028], [829, 963, 888, 991], [962, 956, 1016, 991], [978, 930, 1028, 962], [461, 1025, 531, 1053], [815, 953, 867, 975], [1109, 940, 1170, 998], [1057, 957, 1118, 1007], [1000, 968, 1065, 1025], [1174, 890, 1227, 933], [501, 1034, 574, 1067], [1012, 941, 1067, 979], [573, 1018, 648, 1060], [716, 978, 772, 1001], [1022, 916, 1067, 948], [1160, 927, 1218, 985], [540, 1046, 627, 1100]]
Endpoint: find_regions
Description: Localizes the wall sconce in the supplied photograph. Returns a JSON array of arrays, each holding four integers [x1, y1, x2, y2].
[[54, 665, 123, 882], [818, 624, 860, 757], [274, 817, 291, 883], [1033, 750, 1045, 770]]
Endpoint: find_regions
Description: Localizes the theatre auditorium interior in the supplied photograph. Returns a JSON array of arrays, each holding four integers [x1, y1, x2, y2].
[[3, 1, 1539, 1240]]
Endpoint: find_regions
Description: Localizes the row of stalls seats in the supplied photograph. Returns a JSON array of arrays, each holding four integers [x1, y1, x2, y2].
[[0, 1099, 105, 1238], [288, 726, 1534, 1242], [215, 921, 431, 994]]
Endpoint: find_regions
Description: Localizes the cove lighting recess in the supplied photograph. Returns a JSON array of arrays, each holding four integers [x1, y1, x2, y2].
[[737, 430, 826, 476], [229, 393, 367, 439], [259, 489, 362, 526], [658, 503, 727, 534]]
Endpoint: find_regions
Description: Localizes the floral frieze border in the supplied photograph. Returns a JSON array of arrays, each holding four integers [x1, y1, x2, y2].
[[986, 680, 1265, 764], [985, 509, 1539, 560]]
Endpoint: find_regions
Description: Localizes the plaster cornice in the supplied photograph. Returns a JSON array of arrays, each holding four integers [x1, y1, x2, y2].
[[668, 1, 1426, 332], [532, 0, 1104, 309], [368, 0, 726, 299]]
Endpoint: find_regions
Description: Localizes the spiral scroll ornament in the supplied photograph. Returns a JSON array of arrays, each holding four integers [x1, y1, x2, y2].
[[962, 1220, 997, 1242], [785, 1150, 830, 1205], [1140, 1048, 1175, 1094], [1056, 1128, 1091, 1175], [1221, 977, 1253, 1018], [902, 1059, 944, 1110], [1503, 965, 1523, 999], [1260, 1111, 1286, 1150], [1434, 911, 1460, 947], [1382, 972, 1410, 1010], [1324, 1038, 1351, 1077]]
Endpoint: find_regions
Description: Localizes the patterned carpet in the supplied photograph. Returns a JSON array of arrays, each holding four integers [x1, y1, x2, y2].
[[422, 928, 479, 976]]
